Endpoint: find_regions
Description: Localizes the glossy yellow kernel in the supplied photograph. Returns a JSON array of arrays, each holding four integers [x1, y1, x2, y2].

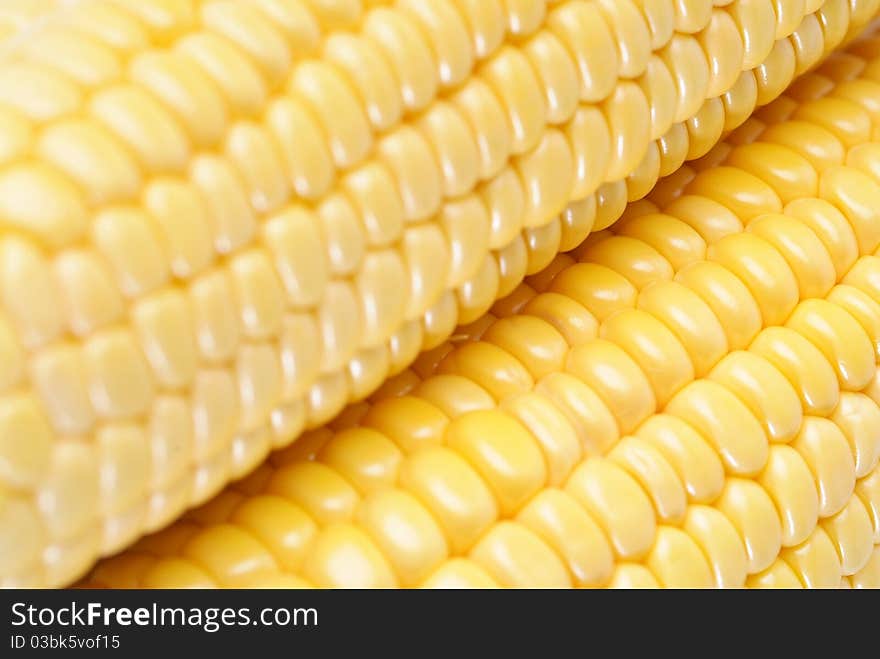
[[854, 466, 880, 543], [821, 495, 874, 575], [820, 166, 880, 254], [666, 380, 769, 476], [830, 392, 880, 479], [646, 526, 714, 588], [593, 180, 630, 231], [674, 261, 762, 351], [378, 127, 442, 224], [579, 236, 674, 290], [317, 428, 402, 495], [759, 445, 820, 547], [747, 213, 836, 300], [746, 558, 803, 588], [683, 505, 749, 587], [661, 34, 709, 124], [355, 489, 448, 586], [515, 488, 613, 587], [636, 413, 725, 504], [755, 38, 797, 106], [638, 56, 677, 141], [685, 98, 726, 162], [547, 2, 619, 103], [602, 82, 651, 182], [615, 213, 707, 271], [0, 163, 88, 249], [721, 70, 759, 132], [566, 339, 657, 435], [792, 417, 856, 518], [626, 141, 662, 201], [687, 166, 783, 221], [266, 462, 359, 526], [654, 145, 693, 202], [417, 102, 479, 199], [266, 98, 334, 200], [515, 129, 574, 228], [707, 233, 799, 327], [565, 458, 656, 560], [850, 547, 880, 588], [523, 30, 579, 125], [445, 410, 546, 516], [139, 559, 215, 589], [716, 478, 783, 574], [786, 299, 875, 392], [500, 392, 582, 487], [784, 197, 857, 281], [796, 98, 872, 148], [599, 309, 694, 407], [228, 496, 316, 573], [482, 316, 568, 380], [399, 446, 498, 554], [699, 10, 744, 97], [636, 280, 727, 377], [302, 523, 397, 588], [709, 351, 802, 444], [780, 526, 842, 588], [421, 557, 499, 588], [749, 326, 840, 418], [469, 521, 571, 588], [728, 143, 819, 204], [608, 436, 687, 524], [663, 194, 744, 244], [608, 563, 660, 588], [481, 46, 546, 156]]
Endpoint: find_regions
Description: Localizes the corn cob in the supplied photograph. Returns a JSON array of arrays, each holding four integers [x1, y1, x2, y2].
[[6, 0, 873, 588], [78, 38, 880, 589]]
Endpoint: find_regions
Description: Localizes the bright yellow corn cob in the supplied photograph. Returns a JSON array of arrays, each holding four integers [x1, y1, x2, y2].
[[78, 36, 880, 589], [6, 0, 874, 588]]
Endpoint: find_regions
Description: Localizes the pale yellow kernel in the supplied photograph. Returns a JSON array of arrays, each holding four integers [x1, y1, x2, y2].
[[343, 162, 405, 248], [176, 32, 267, 115], [356, 488, 448, 586], [84, 329, 155, 421], [565, 458, 656, 560], [469, 521, 571, 588], [792, 417, 855, 518], [364, 8, 438, 113], [90, 85, 189, 172], [0, 163, 88, 248], [262, 206, 327, 309], [38, 119, 141, 205], [54, 250, 124, 337], [191, 370, 240, 462], [683, 505, 748, 587], [0, 395, 53, 490], [399, 446, 498, 553], [230, 249, 285, 340], [445, 410, 546, 516], [92, 208, 169, 298], [201, 0, 291, 84], [421, 558, 499, 588], [646, 526, 714, 587], [303, 524, 397, 588]]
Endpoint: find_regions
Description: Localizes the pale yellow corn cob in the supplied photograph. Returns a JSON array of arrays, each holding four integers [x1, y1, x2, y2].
[[80, 37, 880, 589], [6, 0, 875, 588]]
